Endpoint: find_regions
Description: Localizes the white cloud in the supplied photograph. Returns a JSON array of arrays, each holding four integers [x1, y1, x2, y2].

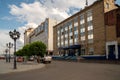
[[0, 30, 13, 54], [0, 22, 37, 54], [18, 22, 38, 44], [1, 16, 15, 20], [9, 0, 96, 24]]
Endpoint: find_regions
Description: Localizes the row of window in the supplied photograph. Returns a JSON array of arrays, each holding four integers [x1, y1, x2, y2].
[[34, 20, 48, 35], [57, 10, 93, 47], [57, 23, 93, 36]]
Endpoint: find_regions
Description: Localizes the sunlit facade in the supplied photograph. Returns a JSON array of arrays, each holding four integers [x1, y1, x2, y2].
[[24, 18, 57, 54], [53, 0, 120, 59]]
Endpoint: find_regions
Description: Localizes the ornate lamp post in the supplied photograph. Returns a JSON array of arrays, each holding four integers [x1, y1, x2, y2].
[[5, 49, 8, 62], [6, 42, 13, 63], [9, 29, 20, 69]]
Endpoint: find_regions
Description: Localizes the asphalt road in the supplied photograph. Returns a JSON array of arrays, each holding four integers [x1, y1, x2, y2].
[[0, 61, 120, 80]]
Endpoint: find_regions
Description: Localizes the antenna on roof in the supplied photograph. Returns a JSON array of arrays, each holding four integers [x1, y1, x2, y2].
[[86, 0, 88, 6]]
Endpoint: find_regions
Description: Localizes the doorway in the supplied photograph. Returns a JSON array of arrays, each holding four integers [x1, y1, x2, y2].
[[106, 41, 118, 59], [108, 45, 116, 59]]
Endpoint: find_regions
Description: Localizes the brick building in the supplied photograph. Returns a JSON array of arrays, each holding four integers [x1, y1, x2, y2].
[[53, 0, 120, 59]]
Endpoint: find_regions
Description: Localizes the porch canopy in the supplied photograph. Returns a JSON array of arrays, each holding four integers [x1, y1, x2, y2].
[[58, 44, 81, 50]]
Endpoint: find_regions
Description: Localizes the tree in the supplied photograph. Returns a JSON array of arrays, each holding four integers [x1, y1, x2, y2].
[[29, 41, 47, 56], [15, 49, 23, 56], [22, 44, 31, 56], [16, 44, 31, 56], [16, 41, 47, 63], [29, 41, 47, 63]]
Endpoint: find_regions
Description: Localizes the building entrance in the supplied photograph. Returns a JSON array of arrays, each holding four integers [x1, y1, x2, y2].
[[108, 45, 116, 59], [106, 41, 118, 59]]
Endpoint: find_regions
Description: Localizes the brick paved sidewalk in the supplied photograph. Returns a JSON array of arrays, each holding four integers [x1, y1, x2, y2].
[[0, 60, 45, 74]]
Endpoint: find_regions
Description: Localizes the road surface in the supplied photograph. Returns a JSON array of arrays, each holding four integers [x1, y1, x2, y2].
[[0, 61, 120, 80]]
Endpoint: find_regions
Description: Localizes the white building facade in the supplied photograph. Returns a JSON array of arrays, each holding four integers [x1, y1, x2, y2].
[[24, 18, 57, 54]]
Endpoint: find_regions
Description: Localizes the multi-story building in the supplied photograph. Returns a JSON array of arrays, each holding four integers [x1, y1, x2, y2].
[[24, 18, 57, 54], [53, 0, 120, 59], [24, 28, 34, 45]]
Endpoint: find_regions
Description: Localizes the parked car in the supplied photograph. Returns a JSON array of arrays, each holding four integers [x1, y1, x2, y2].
[[28, 56, 34, 61], [40, 56, 52, 63], [17, 57, 24, 62], [0, 56, 5, 59]]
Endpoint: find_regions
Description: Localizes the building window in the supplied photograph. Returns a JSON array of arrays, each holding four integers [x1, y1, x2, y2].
[[61, 29, 63, 33], [88, 33, 93, 43], [70, 28, 72, 32], [69, 24, 73, 33], [87, 10, 92, 22], [57, 42, 60, 47], [88, 47, 94, 55], [74, 16, 78, 22], [57, 37, 60, 41], [57, 30, 60, 36], [74, 27, 77, 31], [57, 30, 59, 34], [41, 25, 44, 31], [65, 34, 67, 37], [44, 20, 48, 33], [62, 32, 64, 35], [61, 42, 64, 47], [81, 32, 85, 36], [35, 28, 38, 35], [88, 39, 93, 43], [87, 16, 92, 22], [106, 3, 109, 9], [74, 30, 78, 35], [88, 21, 92, 26], [88, 34, 93, 39], [70, 36, 73, 39], [80, 28, 85, 33], [88, 25, 93, 31], [74, 22, 78, 27], [80, 14, 85, 24], [65, 26, 68, 34], [65, 41, 68, 46], [81, 36, 85, 41], [74, 34, 78, 38], [80, 24, 84, 28], [81, 48, 85, 55], [70, 39, 73, 45], [74, 34, 78, 44], [88, 30, 93, 34]]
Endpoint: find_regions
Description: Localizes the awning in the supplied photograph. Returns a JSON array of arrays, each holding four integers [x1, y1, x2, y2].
[[69, 44, 81, 49], [58, 44, 81, 50]]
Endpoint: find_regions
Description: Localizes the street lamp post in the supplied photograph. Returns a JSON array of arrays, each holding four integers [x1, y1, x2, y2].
[[6, 42, 13, 63], [9, 29, 20, 69], [5, 49, 8, 62]]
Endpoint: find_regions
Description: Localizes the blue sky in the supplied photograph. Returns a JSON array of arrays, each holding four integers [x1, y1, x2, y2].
[[0, 0, 34, 30], [0, 0, 120, 54]]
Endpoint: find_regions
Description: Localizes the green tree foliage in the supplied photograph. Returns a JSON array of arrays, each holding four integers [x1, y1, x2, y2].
[[15, 49, 23, 56], [29, 41, 47, 57], [22, 44, 31, 56], [16, 41, 47, 57]]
